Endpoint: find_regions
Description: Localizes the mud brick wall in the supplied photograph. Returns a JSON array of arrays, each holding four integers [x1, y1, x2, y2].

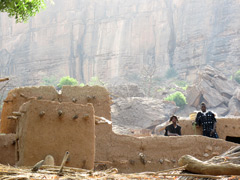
[[95, 123, 237, 173], [16, 100, 95, 169], [179, 117, 240, 140], [0, 86, 58, 133], [1, 85, 111, 134], [61, 86, 111, 120], [0, 134, 16, 165]]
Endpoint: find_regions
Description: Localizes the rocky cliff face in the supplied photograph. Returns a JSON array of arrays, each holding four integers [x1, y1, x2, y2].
[[0, 0, 240, 86]]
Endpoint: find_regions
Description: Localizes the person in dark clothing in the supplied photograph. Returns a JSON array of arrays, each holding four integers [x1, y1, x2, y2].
[[164, 115, 181, 136], [195, 102, 218, 138]]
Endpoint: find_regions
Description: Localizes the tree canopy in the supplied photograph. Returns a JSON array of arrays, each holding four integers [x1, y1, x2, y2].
[[0, 0, 47, 23]]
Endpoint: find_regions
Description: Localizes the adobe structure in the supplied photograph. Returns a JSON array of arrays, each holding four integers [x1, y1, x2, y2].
[[0, 86, 111, 134], [16, 100, 95, 169], [0, 86, 239, 173]]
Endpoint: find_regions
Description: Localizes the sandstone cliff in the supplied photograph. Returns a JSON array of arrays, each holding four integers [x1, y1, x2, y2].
[[0, 0, 239, 86]]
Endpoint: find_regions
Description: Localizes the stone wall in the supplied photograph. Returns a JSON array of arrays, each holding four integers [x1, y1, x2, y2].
[[16, 100, 95, 169], [0, 86, 111, 134]]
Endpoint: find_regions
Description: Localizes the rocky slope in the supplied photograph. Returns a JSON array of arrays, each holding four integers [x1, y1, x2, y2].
[[0, 0, 240, 86]]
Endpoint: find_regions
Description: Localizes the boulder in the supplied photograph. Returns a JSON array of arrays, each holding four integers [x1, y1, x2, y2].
[[228, 97, 240, 116], [211, 78, 234, 99], [186, 85, 201, 107], [210, 104, 229, 116], [107, 84, 145, 99], [186, 66, 236, 113], [233, 88, 240, 101], [199, 80, 224, 107], [111, 97, 178, 129]]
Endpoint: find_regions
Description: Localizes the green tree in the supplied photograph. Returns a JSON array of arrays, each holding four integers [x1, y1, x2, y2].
[[234, 70, 240, 84], [0, 0, 49, 23], [57, 76, 78, 89], [165, 91, 187, 107]]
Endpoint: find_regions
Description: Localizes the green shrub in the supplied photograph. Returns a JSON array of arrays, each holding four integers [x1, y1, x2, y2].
[[181, 85, 188, 91], [57, 76, 78, 89], [165, 91, 187, 107], [234, 70, 240, 84], [79, 83, 85, 87], [41, 76, 58, 87], [165, 67, 177, 79]]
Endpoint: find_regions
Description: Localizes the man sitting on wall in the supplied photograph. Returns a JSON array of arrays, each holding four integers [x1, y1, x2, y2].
[[195, 102, 218, 138], [164, 115, 181, 136]]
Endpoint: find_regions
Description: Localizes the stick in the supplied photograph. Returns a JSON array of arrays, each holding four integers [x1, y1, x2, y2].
[[159, 173, 222, 179], [58, 151, 70, 176], [0, 78, 9, 82]]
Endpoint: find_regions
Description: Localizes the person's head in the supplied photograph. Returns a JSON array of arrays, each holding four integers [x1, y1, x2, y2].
[[169, 115, 178, 124], [201, 102, 207, 112]]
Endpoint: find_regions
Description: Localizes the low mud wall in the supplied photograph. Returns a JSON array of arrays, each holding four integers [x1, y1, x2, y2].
[[1, 86, 111, 134], [179, 117, 240, 140], [16, 100, 95, 169], [95, 123, 237, 173]]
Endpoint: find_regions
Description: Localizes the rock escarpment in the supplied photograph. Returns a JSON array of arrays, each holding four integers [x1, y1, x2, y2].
[[0, 0, 240, 86]]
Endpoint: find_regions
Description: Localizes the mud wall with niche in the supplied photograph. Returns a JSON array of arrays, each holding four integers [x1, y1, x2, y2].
[[179, 117, 240, 140], [0, 134, 16, 165], [16, 99, 95, 169], [95, 123, 237, 173], [0, 85, 111, 134]]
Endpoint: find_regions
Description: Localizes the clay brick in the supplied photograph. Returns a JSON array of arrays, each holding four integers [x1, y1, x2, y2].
[[16, 100, 95, 169]]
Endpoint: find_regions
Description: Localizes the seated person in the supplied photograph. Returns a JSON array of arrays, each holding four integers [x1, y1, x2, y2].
[[164, 115, 181, 136]]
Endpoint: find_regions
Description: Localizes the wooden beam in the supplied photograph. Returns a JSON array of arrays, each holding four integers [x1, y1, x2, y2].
[[0, 78, 9, 82]]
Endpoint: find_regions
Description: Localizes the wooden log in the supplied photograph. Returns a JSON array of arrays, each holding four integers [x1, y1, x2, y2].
[[0, 78, 9, 82], [178, 155, 240, 175]]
